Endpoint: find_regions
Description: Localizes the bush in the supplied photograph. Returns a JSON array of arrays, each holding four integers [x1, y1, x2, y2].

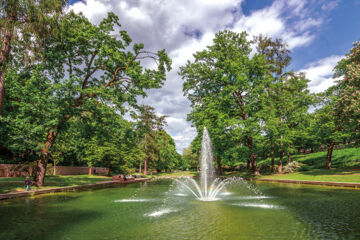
[[283, 161, 303, 173]]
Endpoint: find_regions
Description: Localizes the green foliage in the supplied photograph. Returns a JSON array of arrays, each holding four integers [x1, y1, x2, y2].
[[180, 30, 273, 174], [0, 10, 177, 182], [182, 144, 199, 170], [334, 41, 360, 140], [0, 67, 60, 157], [135, 106, 181, 172]]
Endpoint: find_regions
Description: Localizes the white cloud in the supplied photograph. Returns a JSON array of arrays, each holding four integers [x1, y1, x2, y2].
[[321, 1, 340, 12], [68, 0, 337, 152], [299, 55, 343, 93]]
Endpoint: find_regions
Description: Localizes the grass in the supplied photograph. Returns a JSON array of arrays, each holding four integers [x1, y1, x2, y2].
[[137, 170, 199, 179], [255, 169, 360, 183], [0, 175, 111, 194], [257, 147, 360, 170], [225, 147, 360, 183]]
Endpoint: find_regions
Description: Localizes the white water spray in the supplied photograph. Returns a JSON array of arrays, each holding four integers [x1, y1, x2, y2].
[[175, 127, 232, 201]]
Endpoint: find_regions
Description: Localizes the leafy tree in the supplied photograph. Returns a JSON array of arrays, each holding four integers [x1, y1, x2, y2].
[[311, 89, 348, 169], [182, 144, 198, 170], [180, 30, 272, 175], [0, 0, 67, 114], [2, 11, 171, 186], [136, 105, 167, 175], [334, 41, 360, 140], [156, 131, 182, 172], [255, 35, 312, 172], [0, 67, 59, 161]]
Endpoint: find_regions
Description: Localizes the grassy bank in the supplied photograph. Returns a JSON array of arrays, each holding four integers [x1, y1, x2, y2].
[[0, 175, 111, 194], [144, 170, 198, 178], [228, 147, 360, 183], [255, 169, 360, 183], [258, 147, 360, 170]]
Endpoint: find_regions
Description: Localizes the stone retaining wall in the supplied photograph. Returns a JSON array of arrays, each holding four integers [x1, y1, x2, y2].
[[0, 164, 109, 177]]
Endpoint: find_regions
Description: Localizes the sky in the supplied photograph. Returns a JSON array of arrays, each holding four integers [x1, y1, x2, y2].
[[67, 0, 360, 153]]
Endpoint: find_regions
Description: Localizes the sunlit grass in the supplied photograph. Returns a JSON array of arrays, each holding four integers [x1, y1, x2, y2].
[[256, 169, 360, 183], [0, 175, 111, 194]]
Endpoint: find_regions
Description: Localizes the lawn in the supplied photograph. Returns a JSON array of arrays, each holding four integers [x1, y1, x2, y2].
[[256, 169, 360, 183], [257, 147, 360, 169], [0, 175, 111, 194], [140, 170, 199, 178]]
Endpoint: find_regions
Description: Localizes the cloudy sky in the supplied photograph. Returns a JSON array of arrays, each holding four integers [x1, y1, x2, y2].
[[68, 0, 360, 152]]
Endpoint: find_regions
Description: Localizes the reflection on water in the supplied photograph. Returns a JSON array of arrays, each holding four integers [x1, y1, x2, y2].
[[0, 179, 360, 240]]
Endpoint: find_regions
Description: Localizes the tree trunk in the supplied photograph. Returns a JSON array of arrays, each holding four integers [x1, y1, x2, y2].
[[144, 158, 147, 175], [34, 130, 57, 186], [250, 153, 259, 176], [287, 148, 291, 164], [88, 166, 92, 176], [326, 140, 335, 170], [216, 156, 222, 175], [0, 72, 5, 115], [271, 142, 275, 172], [246, 160, 250, 170], [107, 163, 111, 176], [278, 135, 284, 173], [53, 158, 56, 176], [0, 17, 15, 115], [247, 137, 259, 176]]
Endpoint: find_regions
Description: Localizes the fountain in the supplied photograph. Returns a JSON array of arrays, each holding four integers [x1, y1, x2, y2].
[[175, 127, 232, 201]]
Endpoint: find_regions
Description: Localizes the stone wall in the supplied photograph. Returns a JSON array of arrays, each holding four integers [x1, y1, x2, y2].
[[0, 164, 109, 177]]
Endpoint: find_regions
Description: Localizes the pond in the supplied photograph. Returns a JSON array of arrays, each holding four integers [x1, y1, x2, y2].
[[0, 179, 360, 240]]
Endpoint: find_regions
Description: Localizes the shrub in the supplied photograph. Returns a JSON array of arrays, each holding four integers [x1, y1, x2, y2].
[[283, 161, 303, 173]]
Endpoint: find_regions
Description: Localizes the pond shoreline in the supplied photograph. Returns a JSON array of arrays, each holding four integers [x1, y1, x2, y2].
[[0, 178, 149, 201], [249, 178, 360, 188]]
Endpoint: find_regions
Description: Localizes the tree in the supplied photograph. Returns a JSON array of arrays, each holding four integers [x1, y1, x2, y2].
[[311, 89, 348, 169], [255, 35, 312, 172], [180, 30, 272, 175], [182, 144, 198, 170], [156, 131, 182, 172], [334, 41, 360, 140], [0, 0, 67, 115], [136, 105, 167, 175], [6, 11, 171, 186]]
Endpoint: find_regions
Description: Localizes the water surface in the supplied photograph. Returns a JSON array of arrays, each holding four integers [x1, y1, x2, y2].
[[0, 179, 359, 240]]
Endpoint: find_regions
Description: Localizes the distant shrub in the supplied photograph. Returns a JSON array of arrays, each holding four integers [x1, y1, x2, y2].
[[283, 161, 303, 173]]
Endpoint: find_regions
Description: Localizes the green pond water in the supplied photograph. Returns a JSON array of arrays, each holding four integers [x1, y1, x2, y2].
[[1, 179, 360, 240]]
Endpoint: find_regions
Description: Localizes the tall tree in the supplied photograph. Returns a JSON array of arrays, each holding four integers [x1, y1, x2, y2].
[[0, 0, 67, 114], [23, 12, 170, 186], [136, 105, 167, 175], [180, 30, 272, 175], [255, 35, 312, 172], [334, 41, 360, 140], [311, 89, 348, 169]]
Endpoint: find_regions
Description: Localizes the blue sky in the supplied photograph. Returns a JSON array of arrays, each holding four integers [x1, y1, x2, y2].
[[67, 0, 360, 152]]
